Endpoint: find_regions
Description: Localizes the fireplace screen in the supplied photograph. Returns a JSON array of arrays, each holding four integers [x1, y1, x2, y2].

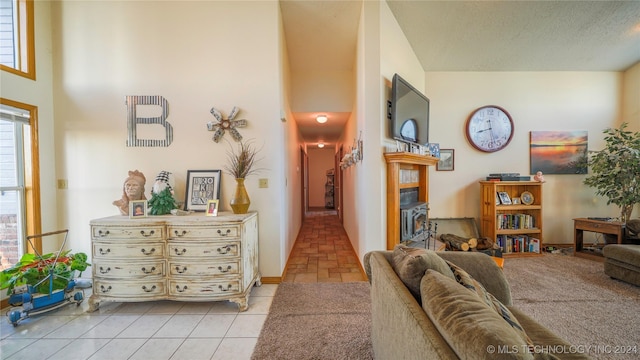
[[400, 202, 428, 242]]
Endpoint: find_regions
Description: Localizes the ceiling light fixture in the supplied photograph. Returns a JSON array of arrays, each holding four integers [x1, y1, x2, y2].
[[316, 115, 328, 124], [318, 143, 325, 148]]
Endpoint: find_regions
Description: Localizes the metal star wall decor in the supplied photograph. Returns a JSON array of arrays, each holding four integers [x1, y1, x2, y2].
[[206, 106, 247, 143]]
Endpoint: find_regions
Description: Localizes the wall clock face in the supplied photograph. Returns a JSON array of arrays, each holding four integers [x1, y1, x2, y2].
[[465, 106, 514, 152]]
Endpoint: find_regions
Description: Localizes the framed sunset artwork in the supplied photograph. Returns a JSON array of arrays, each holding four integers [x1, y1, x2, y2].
[[529, 131, 588, 175]]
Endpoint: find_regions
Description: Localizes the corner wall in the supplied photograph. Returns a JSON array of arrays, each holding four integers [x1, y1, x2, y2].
[[51, 0, 286, 277], [425, 71, 626, 243]]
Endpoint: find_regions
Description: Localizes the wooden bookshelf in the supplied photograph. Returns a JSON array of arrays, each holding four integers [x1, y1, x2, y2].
[[480, 181, 543, 257]]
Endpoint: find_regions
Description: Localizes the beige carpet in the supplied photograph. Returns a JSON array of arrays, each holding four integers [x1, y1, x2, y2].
[[252, 254, 639, 360], [503, 253, 640, 360], [251, 282, 373, 360]]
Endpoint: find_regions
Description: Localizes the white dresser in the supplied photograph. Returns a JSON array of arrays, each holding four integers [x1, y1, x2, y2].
[[88, 212, 260, 312]]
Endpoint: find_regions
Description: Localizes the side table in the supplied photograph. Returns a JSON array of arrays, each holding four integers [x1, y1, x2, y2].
[[573, 218, 625, 262]]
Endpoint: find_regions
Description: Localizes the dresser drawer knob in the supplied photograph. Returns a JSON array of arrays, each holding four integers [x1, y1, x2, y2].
[[174, 230, 187, 237], [175, 266, 188, 274], [218, 284, 232, 292], [217, 245, 233, 254], [140, 230, 155, 237], [99, 266, 111, 274], [97, 230, 110, 237], [217, 229, 232, 236], [218, 265, 232, 273], [141, 266, 156, 274], [141, 248, 156, 255], [99, 248, 111, 255], [176, 285, 188, 293], [142, 285, 157, 293], [100, 285, 112, 293], [174, 248, 187, 255]]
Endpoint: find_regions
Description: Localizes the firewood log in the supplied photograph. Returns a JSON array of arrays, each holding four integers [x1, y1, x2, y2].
[[476, 237, 497, 250], [440, 233, 472, 251]]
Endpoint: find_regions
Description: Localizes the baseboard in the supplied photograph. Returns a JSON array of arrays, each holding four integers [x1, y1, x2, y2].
[[260, 277, 281, 284]]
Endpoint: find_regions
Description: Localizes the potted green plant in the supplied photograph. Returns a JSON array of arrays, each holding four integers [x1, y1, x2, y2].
[[583, 122, 640, 222], [0, 250, 90, 295], [224, 139, 262, 214]]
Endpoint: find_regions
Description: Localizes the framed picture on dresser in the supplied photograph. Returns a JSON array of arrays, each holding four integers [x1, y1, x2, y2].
[[129, 200, 147, 218], [184, 170, 221, 211]]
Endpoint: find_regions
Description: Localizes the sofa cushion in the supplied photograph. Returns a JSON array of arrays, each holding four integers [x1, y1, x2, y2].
[[391, 245, 455, 301], [446, 260, 533, 348], [421, 270, 534, 359]]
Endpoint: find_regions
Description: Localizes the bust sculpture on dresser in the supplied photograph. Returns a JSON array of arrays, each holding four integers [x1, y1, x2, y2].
[[112, 170, 147, 215]]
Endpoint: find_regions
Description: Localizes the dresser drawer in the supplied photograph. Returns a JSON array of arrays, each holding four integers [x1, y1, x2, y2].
[[94, 279, 166, 297], [169, 260, 240, 276], [93, 242, 165, 258], [168, 225, 239, 239], [168, 279, 241, 297], [168, 241, 240, 258], [93, 260, 165, 278], [92, 226, 164, 240]]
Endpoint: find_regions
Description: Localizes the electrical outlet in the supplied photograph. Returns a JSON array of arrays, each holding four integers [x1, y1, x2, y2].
[[57, 179, 68, 189], [259, 178, 268, 188]]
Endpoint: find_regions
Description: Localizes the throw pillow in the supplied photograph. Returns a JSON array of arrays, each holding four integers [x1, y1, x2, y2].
[[391, 245, 455, 301], [422, 270, 534, 360], [446, 260, 533, 347]]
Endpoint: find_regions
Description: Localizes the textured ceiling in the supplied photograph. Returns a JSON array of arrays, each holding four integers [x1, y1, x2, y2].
[[281, 0, 640, 146], [388, 0, 640, 71]]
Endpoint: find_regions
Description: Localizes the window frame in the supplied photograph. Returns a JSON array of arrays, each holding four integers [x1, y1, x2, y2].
[[0, 0, 36, 80], [0, 98, 41, 254]]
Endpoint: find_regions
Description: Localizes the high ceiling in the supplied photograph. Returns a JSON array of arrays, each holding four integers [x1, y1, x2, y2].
[[280, 0, 640, 147]]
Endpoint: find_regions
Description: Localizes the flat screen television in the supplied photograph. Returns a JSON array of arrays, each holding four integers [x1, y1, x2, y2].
[[389, 73, 430, 146]]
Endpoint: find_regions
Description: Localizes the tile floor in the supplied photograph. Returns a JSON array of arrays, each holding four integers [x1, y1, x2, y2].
[[0, 209, 364, 359], [0, 284, 277, 360], [282, 209, 367, 283]]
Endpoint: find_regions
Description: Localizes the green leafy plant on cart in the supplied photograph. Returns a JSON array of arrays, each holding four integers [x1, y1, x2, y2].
[[0, 250, 90, 295]]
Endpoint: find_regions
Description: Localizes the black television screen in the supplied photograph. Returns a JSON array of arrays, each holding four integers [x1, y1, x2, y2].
[[390, 74, 429, 146]]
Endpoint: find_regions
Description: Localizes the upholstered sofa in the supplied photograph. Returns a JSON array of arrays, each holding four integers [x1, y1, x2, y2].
[[603, 244, 640, 286], [364, 248, 590, 359]]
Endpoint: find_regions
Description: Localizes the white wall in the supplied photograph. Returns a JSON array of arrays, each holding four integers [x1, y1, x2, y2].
[[425, 71, 626, 243], [279, 8, 304, 274], [622, 62, 640, 132], [51, 0, 287, 277]]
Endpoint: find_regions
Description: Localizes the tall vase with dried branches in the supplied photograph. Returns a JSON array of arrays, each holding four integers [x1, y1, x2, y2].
[[224, 140, 262, 214]]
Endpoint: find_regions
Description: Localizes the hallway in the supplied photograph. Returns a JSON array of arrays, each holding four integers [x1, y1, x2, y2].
[[282, 209, 367, 283]]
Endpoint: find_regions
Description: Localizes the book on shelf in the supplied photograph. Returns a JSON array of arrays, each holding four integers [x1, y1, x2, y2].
[[496, 234, 540, 254], [497, 214, 535, 229]]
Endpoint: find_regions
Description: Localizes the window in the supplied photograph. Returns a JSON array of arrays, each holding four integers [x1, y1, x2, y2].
[[0, 0, 35, 80], [0, 98, 40, 270]]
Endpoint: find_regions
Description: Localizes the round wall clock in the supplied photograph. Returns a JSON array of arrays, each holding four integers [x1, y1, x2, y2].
[[465, 105, 514, 152]]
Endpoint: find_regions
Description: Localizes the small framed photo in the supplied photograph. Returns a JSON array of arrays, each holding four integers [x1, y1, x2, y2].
[[206, 199, 219, 216], [436, 149, 454, 171], [130, 200, 148, 218], [498, 191, 512, 205], [184, 170, 221, 212], [512, 197, 521, 205], [428, 143, 440, 158]]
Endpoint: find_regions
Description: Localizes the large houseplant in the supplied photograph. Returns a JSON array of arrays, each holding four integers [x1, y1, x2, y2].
[[583, 122, 640, 222]]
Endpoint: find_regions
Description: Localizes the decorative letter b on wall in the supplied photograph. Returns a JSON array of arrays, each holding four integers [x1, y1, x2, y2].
[[126, 95, 174, 147]]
